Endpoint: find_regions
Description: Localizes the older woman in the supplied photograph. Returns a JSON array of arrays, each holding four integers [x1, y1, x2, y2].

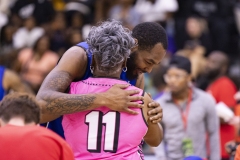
[[62, 20, 163, 160]]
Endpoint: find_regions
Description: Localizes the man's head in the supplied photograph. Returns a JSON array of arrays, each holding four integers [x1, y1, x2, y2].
[[205, 51, 229, 80], [0, 93, 40, 127], [87, 20, 135, 76], [164, 55, 192, 95], [127, 22, 168, 80]]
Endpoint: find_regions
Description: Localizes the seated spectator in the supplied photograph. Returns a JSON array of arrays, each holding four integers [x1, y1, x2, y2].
[[15, 35, 59, 93], [0, 66, 33, 101], [13, 16, 44, 49], [0, 93, 74, 160]]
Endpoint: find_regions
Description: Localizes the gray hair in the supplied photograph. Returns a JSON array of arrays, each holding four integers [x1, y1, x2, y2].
[[86, 20, 135, 72]]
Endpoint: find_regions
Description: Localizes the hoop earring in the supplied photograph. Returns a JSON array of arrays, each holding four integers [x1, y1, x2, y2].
[[122, 67, 127, 72], [90, 66, 94, 74]]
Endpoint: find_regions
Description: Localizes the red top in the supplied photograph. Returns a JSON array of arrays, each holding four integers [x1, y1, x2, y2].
[[0, 125, 74, 160], [207, 76, 237, 158]]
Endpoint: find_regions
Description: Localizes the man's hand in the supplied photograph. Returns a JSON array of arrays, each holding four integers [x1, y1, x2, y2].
[[143, 93, 163, 123], [102, 84, 144, 114], [146, 93, 163, 123], [148, 101, 163, 123]]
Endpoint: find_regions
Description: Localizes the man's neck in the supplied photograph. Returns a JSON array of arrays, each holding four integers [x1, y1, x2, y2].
[[172, 88, 190, 102]]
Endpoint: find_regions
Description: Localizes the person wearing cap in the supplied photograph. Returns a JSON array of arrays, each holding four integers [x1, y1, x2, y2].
[[154, 55, 220, 160]]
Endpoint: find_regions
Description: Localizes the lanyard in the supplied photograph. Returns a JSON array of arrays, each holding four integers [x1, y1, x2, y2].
[[173, 89, 192, 131]]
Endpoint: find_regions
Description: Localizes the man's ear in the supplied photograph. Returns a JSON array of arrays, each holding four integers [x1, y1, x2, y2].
[[134, 38, 138, 46], [131, 38, 139, 53]]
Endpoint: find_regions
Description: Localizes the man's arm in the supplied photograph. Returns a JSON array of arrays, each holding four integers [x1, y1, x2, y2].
[[205, 95, 220, 160], [3, 69, 34, 94], [37, 47, 143, 123]]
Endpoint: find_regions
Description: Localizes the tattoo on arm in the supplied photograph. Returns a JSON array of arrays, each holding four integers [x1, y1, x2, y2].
[[42, 70, 72, 92], [45, 95, 96, 114], [39, 71, 96, 115]]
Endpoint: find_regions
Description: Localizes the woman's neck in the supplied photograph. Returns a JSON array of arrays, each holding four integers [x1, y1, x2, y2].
[[93, 67, 122, 79], [93, 72, 120, 79], [93, 74, 120, 79]]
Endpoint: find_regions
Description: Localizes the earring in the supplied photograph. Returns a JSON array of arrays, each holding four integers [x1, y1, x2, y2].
[[122, 67, 127, 72], [90, 66, 94, 74]]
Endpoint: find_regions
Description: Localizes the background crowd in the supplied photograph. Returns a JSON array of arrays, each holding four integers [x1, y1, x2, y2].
[[1, 0, 240, 160]]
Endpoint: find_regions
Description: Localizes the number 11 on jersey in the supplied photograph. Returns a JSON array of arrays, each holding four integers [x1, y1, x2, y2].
[[85, 111, 120, 153]]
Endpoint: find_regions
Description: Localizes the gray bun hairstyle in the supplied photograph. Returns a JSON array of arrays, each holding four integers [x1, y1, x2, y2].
[[86, 20, 135, 72]]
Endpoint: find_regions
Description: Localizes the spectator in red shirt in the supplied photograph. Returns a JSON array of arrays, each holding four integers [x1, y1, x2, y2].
[[0, 93, 74, 160], [202, 51, 237, 160]]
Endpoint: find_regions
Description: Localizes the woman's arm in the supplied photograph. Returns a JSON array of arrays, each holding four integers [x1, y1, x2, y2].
[[136, 75, 163, 124], [142, 92, 163, 147]]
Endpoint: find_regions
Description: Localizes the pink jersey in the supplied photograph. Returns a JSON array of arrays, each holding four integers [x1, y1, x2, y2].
[[62, 77, 148, 160]]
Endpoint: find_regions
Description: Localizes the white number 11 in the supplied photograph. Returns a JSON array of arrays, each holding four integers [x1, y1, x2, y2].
[[85, 111, 120, 153]]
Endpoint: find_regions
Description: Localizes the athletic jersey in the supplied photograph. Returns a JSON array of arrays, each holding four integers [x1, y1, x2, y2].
[[47, 42, 137, 138], [62, 77, 147, 160], [0, 66, 6, 101]]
